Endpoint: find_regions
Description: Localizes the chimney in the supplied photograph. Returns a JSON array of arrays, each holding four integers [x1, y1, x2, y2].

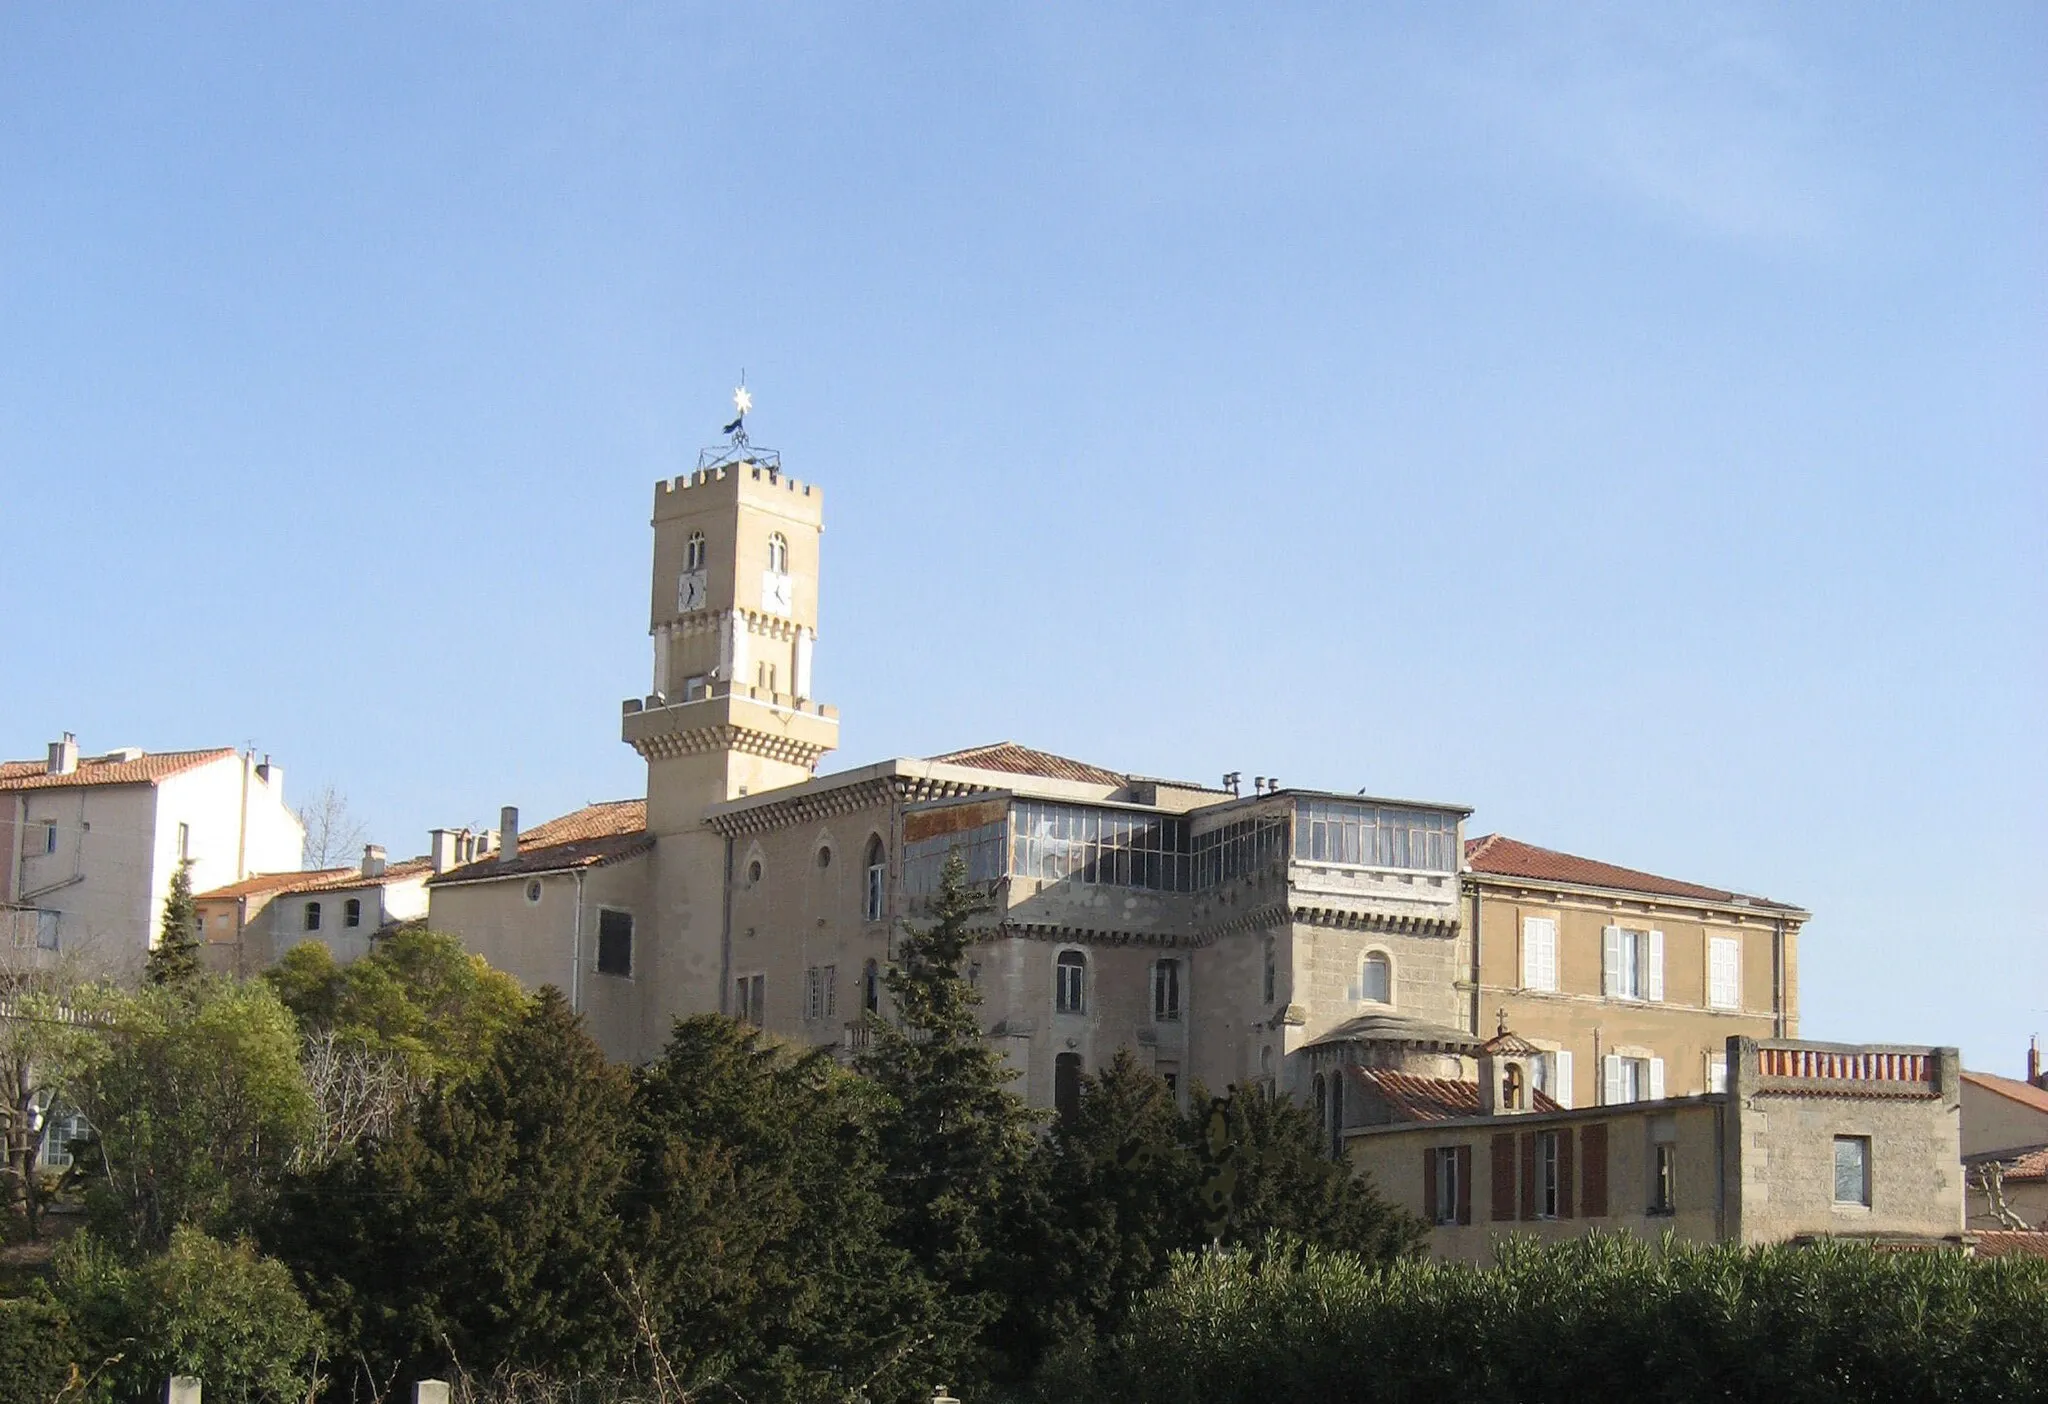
[[429, 829, 459, 873], [2030, 1036, 2042, 1088], [361, 844, 387, 878], [46, 734, 78, 776], [500, 806, 520, 861], [256, 755, 283, 797]]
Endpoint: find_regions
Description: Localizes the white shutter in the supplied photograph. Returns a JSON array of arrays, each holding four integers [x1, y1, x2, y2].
[[1602, 1054, 1623, 1106], [1602, 926, 1623, 997], [1521, 919, 1538, 989], [1708, 1054, 1728, 1094], [1553, 1050, 1574, 1108], [1646, 930, 1665, 1002], [1648, 1057, 1666, 1100], [1709, 937, 1740, 1010]]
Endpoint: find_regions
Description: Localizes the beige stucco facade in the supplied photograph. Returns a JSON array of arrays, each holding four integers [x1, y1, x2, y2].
[[197, 852, 433, 974], [1346, 1036, 1964, 1261]]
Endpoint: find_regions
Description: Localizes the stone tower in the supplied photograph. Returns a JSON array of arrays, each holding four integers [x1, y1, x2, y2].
[[622, 460, 839, 1049]]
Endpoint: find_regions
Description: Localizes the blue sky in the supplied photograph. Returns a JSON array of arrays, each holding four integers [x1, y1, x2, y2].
[[2, 5, 2041, 1069]]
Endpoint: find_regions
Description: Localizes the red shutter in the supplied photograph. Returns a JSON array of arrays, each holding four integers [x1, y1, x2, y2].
[[1490, 1133, 1517, 1221], [1557, 1127, 1576, 1219], [1519, 1132, 1537, 1222], [1456, 1145, 1473, 1225], [1423, 1148, 1439, 1224], [1580, 1124, 1609, 1217]]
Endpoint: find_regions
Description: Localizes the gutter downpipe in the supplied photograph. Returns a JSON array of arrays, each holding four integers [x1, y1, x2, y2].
[[1772, 918, 1786, 1039], [1467, 874, 1483, 1037], [571, 871, 586, 1014], [719, 835, 735, 1017]]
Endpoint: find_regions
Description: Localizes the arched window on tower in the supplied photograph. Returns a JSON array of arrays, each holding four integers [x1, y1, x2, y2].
[[1360, 951, 1392, 1004], [864, 836, 887, 921], [686, 531, 707, 571], [767, 532, 789, 574], [862, 958, 881, 1015], [1055, 950, 1087, 1014]]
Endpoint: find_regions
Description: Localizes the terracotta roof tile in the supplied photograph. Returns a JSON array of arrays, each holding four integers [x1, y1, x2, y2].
[[929, 742, 1124, 788], [1347, 1066, 1562, 1122], [1973, 1231, 2048, 1259], [197, 858, 434, 903], [1998, 1147, 2048, 1182], [0, 748, 235, 792], [428, 800, 650, 884], [1963, 1069, 2048, 1118], [1464, 834, 1801, 913]]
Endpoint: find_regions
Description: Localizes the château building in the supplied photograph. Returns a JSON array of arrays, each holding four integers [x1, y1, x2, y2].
[[426, 444, 1808, 1113]]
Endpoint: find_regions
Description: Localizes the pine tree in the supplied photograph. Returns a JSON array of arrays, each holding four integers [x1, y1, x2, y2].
[[858, 852, 1042, 1387], [143, 860, 202, 988]]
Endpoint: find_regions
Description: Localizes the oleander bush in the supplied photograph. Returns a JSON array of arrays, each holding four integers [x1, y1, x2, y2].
[[1038, 1232, 2048, 1404]]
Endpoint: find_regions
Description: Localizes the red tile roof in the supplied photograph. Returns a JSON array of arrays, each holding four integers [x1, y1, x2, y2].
[[1997, 1147, 2048, 1183], [1963, 1069, 2048, 1118], [1347, 1066, 1562, 1122], [197, 858, 434, 903], [1464, 834, 1802, 913], [930, 742, 1125, 788], [0, 748, 235, 791], [428, 800, 650, 884], [1973, 1231, 2048, 1259]]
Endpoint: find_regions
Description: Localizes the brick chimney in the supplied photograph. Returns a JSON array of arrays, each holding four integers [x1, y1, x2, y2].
[[46, 733, 78, 776], [2030, 1035, 2041, 1088], [361, 844, 387, 878]]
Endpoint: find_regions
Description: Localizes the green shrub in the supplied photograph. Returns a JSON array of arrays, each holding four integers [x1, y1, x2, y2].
[[0, 1293, 81, 1404], [1045, 1233, 2048, 1404], [54, 1227, 325, 1404]]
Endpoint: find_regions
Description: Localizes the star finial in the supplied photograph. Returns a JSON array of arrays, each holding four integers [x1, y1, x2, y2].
[[733, 384, 752, 418]]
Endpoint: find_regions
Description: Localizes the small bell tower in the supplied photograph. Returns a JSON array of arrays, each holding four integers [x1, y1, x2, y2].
[[1478, 1011, 1544, 1116]]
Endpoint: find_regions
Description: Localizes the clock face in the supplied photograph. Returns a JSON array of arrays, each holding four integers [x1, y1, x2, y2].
[[761, 569, 793, 617], [677, 570, 707, 612]]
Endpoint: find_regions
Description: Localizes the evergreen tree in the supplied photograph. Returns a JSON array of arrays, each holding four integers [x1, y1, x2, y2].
[[625, 1016, 937, 1402], [143, 860, 202, 988], [858, 852, 1042, 1388], [268, 987, 633, 1385]]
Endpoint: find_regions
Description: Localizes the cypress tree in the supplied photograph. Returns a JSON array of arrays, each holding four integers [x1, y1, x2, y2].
[[858, 852, 1042, 1387], [143, 860, 202, 988]]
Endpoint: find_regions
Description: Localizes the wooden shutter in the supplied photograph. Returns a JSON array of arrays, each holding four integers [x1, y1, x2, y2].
[[1602, 925, 1623, 996], [1553, 1050, 1574, 1109], [1580, 1124, 1609, 1217], [1602, 1054, 1624, 1106], [1519, 1132, 1538, 1222], [1490, 1133, 1517, 1221], [1557, 1127, 1576, 1219], [1456, 1145, 1473, 1225], [1648, 1057, 1666, 1100], [1423, 1148, 1440, 1223], [1646, 929, 1665, 1002]]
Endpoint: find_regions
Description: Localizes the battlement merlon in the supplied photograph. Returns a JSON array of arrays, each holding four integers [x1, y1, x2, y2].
[[653, 463, 824, 524]]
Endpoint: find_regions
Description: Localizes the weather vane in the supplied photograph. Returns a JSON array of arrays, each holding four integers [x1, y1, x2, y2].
[[697, 371, 778, 472]]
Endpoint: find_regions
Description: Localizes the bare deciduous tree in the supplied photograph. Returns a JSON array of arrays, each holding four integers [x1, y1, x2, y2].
[[294, 1030, 412, 1170], [0, 936, 118, 1238], [298, 783, 369, 871]]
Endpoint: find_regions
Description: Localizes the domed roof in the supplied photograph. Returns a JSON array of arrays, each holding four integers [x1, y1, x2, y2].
[[1306, 1011, 1482, 1054]]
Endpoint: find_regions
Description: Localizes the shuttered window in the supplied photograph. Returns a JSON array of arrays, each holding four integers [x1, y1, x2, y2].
[[1579, 1124, 1609, 1216], [1708, 936, 1741, 1010], [1490, 1132, 1517, 1221], [597, 909, 633, 976], [1602, 1054, 1664, 1104], [1519, 1132, 1538, 1222], [1601, 926, 1663, 1001], [1521, 916, 1558, 992], [1426, 1146, 1473, 1226]]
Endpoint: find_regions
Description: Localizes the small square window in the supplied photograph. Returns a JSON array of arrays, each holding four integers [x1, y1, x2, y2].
[[596, 909, 633, 977], [1833, 1136, 1870, 1206]]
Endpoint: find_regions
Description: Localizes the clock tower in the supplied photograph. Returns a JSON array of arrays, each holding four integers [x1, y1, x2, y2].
[[621, 425, 839, 1039]]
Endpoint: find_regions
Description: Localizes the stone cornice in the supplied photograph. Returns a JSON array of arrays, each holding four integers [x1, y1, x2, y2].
[[1291, 904, 1461, 939], [1461, 870, 1808, 926]]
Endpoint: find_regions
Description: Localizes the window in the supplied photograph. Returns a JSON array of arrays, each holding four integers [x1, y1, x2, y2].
[[685, 530, 707, 571], [1313, 1074, 1327, 1134], [42, 821, 57, 855], [176, 822, 190, 860], [767, 532, 788, 574], [1152, 958, 1182, 1022], [1502, 1061, 1526, 1111], [748, 858, 763, 886], [1602, 1054, 1664, 1105], [343, 898, 362, 929], [1428, 1145, 1472, 1226], [1535, 1130, 1562, 1218], [1650, 1144, 1676, 1215], [1533, 1050, 1574, 1108], [864, 837, 887, 920], [683, 674, 709, 702], [805, 965, 838, 1021], [35, 911, 59, 952], [1521, 917, 1558, 992], [1326, 1063, 1344, 1156], [1262, 937, 1277, 1004], [597, 909, 633, 976], [1707, 1053, 1728, 1094], [1055, 950, 1086, 1014], [1010, 800, 1193, 892], [304, 902, 322, 932], [1833, 1136, 1871, 1206], [1291, 798, 1459, 873], [1358, 952, 1392, 1004], [862, 958, 881, 1015], [1602, 926, 1663, 1001], [1055, 1052, 1083, 1121], [36, 1107, 89, 1172], [525, 879, 543, 904], [735, 973, 766, 1025], [817, 844, 832, 869], [1708, 936, 1741, 1010]]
